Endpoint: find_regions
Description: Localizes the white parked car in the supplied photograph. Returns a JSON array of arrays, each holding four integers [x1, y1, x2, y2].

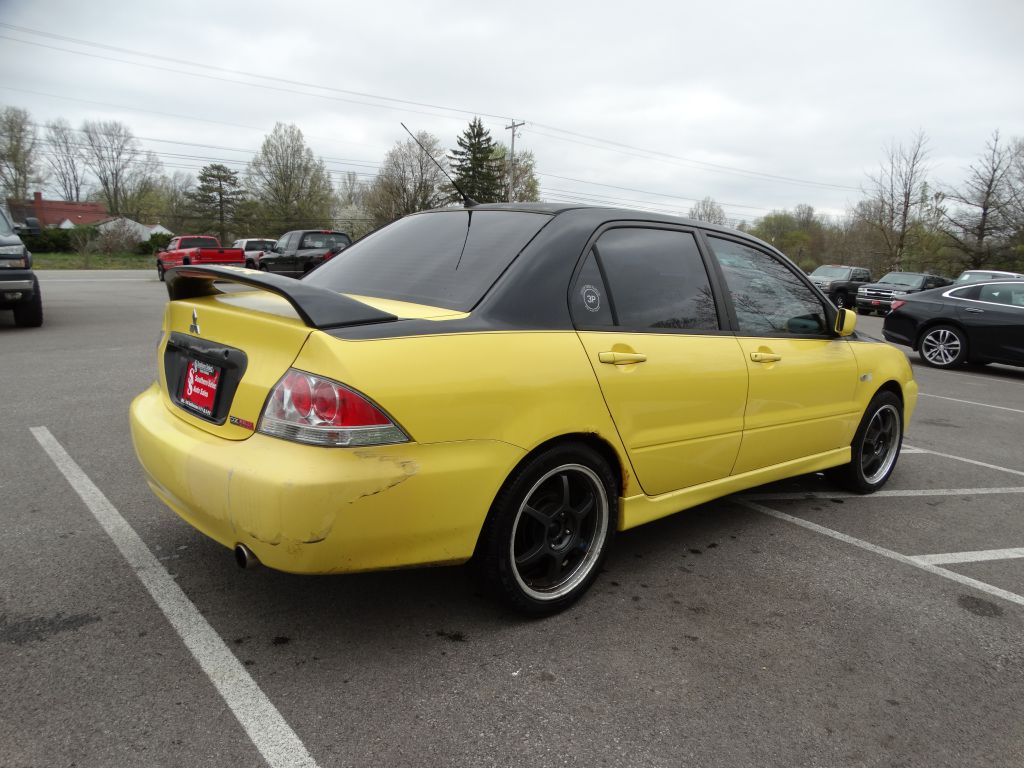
[[231, 238, 278, 269]]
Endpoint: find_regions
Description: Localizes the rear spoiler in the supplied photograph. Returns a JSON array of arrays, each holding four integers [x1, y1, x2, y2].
[[164, 265, 397, 329]]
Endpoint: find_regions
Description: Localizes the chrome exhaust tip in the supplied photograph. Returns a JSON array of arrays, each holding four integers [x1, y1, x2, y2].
[[234, 543, 260, 570]]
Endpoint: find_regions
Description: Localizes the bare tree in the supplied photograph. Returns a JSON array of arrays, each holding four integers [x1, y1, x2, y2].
[[0, 106, 44, 199], [859, 131, 930, 271], [940, 131, 1018, 269], [364, 132, 448, 228], [688, 196, 727, 225], [82, 120, 145, 215], [120, 150, 164, 222], [246, 123, 333, 233], [45, 119, 87, 202], [493, 144, 539, 202], [154, 171, 196, 233]]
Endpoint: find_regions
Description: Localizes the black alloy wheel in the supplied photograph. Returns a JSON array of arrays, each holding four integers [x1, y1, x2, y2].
[[478, 443, 617, 615], [827, 391, 903, 493], [834, 291, 847, 309], [919, 324, 967, 368]]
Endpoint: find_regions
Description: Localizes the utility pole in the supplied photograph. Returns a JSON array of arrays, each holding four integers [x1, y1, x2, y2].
[[505, 119, 525, 202]]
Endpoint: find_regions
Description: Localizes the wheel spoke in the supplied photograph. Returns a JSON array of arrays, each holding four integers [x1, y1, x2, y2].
[[567, 494, 595, 525], [521, 503, 553, 527], [515, 540, 549, 569]]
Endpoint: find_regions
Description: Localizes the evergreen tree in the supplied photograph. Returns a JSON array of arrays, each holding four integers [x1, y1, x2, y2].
[[449, 118, 503, 204], [190, 163, 243, 241]]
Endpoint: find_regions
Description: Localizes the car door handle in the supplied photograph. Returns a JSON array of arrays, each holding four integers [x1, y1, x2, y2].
[[963, 307, 984, 314], [598, 351, 647, 365], [750, 352, 782, 363]]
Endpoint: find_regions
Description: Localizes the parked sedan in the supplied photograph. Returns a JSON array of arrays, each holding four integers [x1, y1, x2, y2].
[[132, 204, 917, 615], [884, 280, 1024, 369], [258, 230, 351, 277]]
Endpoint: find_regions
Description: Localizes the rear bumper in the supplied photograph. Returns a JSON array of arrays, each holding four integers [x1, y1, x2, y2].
[[129, 383, 524, 574]]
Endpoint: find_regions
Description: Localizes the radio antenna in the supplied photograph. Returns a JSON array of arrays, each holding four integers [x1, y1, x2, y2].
[[400, 122, 479, 208]]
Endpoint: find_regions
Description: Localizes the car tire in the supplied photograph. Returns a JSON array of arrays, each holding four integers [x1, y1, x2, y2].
[[258, 263, 269, 272], [13, 283, 43, 328], [477, 443, 617, 616], [918, 324, 967, 368], [156, 261, 165, 281], [826, 391, 903, 494], [833, 291, 848, 309], [245, 259, 255, 269]]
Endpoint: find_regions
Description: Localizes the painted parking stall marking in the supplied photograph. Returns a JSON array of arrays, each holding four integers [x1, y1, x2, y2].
[[30, 426, 321, 768], [737, 442, 1024, 609], [910, 548, 1024, 566], [738, 499, 1024, 609]]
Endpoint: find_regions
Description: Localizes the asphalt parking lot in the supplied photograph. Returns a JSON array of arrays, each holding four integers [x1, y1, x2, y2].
[[2, 271, 1022, 768]]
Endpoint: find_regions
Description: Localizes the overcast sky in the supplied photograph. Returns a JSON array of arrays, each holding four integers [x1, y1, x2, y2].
[[1, 0, 1022, 225]]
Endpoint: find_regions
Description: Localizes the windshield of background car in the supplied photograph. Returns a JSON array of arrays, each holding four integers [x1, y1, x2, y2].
[[305, 210, 552, 311], [299, 232, 351, 250], [879, 272, 925, 288], [0, 209, 14, 236], [954, 271, 1019, 284], [180, 237, 218, 249], [810, 266, 850, 279], [245, 240, 275, 251]]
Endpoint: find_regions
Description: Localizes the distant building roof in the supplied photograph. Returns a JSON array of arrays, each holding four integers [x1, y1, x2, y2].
[[5, 191, 109, 227]]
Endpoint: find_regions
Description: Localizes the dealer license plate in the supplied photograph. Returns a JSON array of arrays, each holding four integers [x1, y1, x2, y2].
[[181, 359, 221, 417]]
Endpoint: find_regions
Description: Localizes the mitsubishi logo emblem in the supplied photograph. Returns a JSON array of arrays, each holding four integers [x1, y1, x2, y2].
[[189, 308, 201, 335]]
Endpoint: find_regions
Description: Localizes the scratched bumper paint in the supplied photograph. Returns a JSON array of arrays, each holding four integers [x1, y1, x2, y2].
[[129, 383, 525, 573]]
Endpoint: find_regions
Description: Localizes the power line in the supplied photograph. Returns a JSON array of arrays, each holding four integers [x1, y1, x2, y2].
[[1, 23, 863, 193]]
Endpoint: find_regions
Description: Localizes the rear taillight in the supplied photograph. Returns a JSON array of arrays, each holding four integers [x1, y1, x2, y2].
[[322, 250, 334, 262], [890, 300, 906, 311], [259, 369, 408, 447]]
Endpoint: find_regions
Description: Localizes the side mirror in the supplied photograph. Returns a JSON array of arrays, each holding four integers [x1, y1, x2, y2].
[[834, 308, 857, 337]]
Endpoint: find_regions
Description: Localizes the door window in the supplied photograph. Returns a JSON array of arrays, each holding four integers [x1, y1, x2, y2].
[[571, 228, 719, 332], [707, 236, 828, 335]]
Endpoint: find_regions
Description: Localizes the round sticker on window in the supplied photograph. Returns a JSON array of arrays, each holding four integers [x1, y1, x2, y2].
[[581, 284, 601, 312]]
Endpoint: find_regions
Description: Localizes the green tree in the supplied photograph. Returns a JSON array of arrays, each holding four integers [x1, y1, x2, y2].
[[0, 106, 43, 199], [245, 123, 333, 233], [189, 164, 243, 242], [493, 144, 540, 202], [449, 118, 503, 203]]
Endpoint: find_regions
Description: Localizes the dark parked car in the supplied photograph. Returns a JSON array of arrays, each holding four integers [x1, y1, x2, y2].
[[258, 230, 352, 277], [883, 280, 1024, 369], [0, 208, 42, 327], [808, 264, 872, 308], [856, 271, 951, 315]]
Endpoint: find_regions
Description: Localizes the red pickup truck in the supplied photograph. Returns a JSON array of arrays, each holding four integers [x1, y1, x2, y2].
[[155, 236, 245, 281]]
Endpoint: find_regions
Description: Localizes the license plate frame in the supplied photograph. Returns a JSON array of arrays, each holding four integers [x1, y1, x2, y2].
[[180, 358, 222, 417]]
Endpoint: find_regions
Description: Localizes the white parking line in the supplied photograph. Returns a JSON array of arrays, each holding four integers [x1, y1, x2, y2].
[[741, 487, 1024, 502], [918, 393, 1024, 415], [910, 548, 1024, 565], [737, 499, 1024, 608], [910, 447, 1024, 478], [31, 427, 320, 768]]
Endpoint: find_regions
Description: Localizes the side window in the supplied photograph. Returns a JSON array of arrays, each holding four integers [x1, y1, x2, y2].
[[276, 233, 293, 252], [571, 228, 719, 331], [708, 236, 828, 336], [854, 269, 869, 282]]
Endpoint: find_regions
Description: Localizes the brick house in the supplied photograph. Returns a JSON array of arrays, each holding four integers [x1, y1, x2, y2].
[[5, 192, 109, 228]]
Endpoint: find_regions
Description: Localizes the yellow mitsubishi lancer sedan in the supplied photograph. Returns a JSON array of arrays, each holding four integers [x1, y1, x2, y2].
[[130, 204, 917, 615]]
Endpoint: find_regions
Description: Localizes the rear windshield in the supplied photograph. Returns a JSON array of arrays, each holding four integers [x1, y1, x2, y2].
[[180, 237, 219, 249], [879, 272, 925, 288], [244, 240, 275, 251], [304, 210, 551, 311], [299, 232, 351, 250]]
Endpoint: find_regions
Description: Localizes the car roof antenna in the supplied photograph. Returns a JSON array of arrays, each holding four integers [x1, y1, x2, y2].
[[400, 122, 479, 208]]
